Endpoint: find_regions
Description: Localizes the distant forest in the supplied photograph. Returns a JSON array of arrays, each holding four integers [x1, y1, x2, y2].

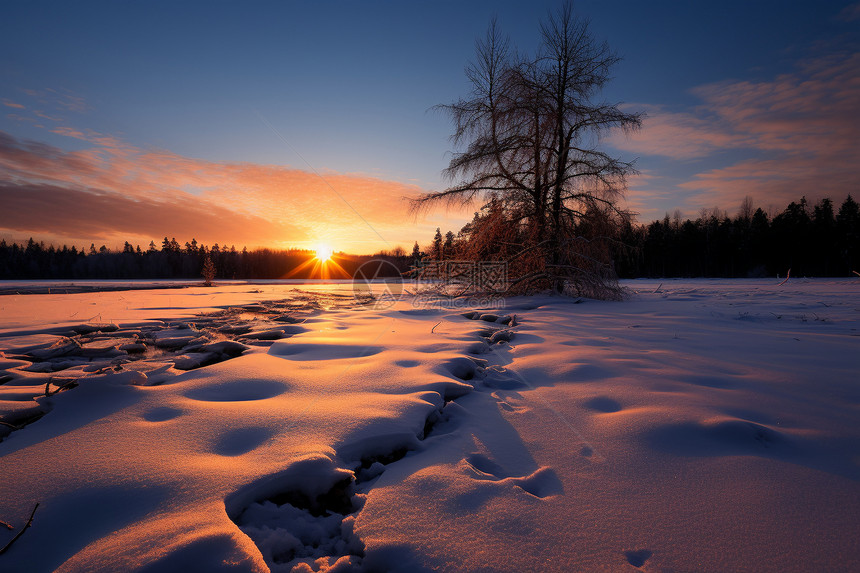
[[0, 237, 412, 281], [615, 195, 860, 278], [419, 195, 860, 279], [2, 195, 859, 281]]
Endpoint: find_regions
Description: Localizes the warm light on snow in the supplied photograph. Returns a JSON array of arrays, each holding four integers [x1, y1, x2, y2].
[[0, 279, 858, 571]]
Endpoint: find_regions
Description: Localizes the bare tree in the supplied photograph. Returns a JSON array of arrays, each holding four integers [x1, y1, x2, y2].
[[412, 3, 641, 297], [738, 195, 755, 224]]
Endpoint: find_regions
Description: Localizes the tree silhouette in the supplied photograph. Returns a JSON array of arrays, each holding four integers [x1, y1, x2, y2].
[[443, 231, 455, 259], [432, 228, 443, 260], [837, 195, 859, 272], [412, 3, 641, 297], [201, 255, 216, 286]]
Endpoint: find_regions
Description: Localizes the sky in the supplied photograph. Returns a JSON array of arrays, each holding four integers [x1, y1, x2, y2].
[[1, 0, 858, 253]]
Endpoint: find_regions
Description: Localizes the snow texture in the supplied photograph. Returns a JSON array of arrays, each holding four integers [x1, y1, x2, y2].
[[0, 279, 858, 572]]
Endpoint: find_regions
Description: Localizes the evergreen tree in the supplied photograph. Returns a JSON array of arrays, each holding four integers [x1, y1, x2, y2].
[[749, 208, 770, 275], [443, 231, 455, 259], [432, 228, 443, 260], [812, 198, 837, 274], [201, 255, 216, 286], [837, 195, 860, 273]]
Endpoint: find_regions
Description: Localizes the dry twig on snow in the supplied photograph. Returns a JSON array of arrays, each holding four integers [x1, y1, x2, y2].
[[0, 503, 39, 556]]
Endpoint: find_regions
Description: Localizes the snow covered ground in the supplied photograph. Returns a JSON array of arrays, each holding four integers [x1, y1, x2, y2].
[[0, 279, 858, 572]]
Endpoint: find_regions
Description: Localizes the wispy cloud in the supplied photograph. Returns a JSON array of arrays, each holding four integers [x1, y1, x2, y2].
[[33, 110, 62, 122], [621, 170, 680, 221], [611, 52, 860, 216], [2, 100, 25, 110], [6, 113, 41, 126], [838, 2, 860, 22], [0, 180, 293, 246], [612, 104, 750, 160], [20, 87, 88, 113], [0, 128, 448, 251]]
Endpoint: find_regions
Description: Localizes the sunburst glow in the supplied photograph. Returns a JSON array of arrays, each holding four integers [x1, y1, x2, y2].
[[314, 244, 333, 262]]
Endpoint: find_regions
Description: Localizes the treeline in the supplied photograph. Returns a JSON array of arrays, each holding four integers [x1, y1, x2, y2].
[[0, 236, 411, 280], [6, 195, 859, 282], [421, 195, 860, 279], [614, 195, 860, 278]]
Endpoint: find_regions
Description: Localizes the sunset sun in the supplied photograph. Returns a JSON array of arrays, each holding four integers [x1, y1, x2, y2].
[[314, 244, 333, 262]]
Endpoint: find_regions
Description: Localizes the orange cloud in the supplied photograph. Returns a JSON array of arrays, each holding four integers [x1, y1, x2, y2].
[[0, 128, 461, 252], [611, 104, 749, 160], [621, 170, 681, 222], [611, 52, 860, 217], [0, 181, 294, 246]]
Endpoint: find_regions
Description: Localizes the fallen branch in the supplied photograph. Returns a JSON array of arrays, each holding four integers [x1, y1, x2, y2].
[[0, 520, 12, 531], [853, 270, 859, 277], [431, 321, 441, 334], [777, 269, 791, 286], [0, 421, 20, 430], [0, 502, 39, 555], [45, 380, 79, 397]]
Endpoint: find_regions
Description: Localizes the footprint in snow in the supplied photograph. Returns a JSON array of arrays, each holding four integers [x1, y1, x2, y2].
[[212, 427, 274, 456], [482, 367, 528, 390], [583, 396, 622, 413], [184, 379, 287, 402], [142, 406, 183, 422], [493, 393, 529, 413], [624, 549, 653, 568], [466, 453, 510, 479], [440, 357, 485, 382], [464, 454, 563, 498]]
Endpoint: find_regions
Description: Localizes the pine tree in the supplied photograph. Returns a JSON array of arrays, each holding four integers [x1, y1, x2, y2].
[[201, 255, 216, 286], [837, 195, 860, 273], [443, 231, 455, 259], [432, 228, 443, 260]]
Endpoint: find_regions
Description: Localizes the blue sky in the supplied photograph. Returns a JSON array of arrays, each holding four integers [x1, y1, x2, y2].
[[1, 1, 858, 252]]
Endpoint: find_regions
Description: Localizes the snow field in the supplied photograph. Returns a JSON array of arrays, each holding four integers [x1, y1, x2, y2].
[[0, 279, 857, 572]]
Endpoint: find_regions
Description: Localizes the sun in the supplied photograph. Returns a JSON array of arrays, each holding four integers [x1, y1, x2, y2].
[[314, 244, 333, 262]]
